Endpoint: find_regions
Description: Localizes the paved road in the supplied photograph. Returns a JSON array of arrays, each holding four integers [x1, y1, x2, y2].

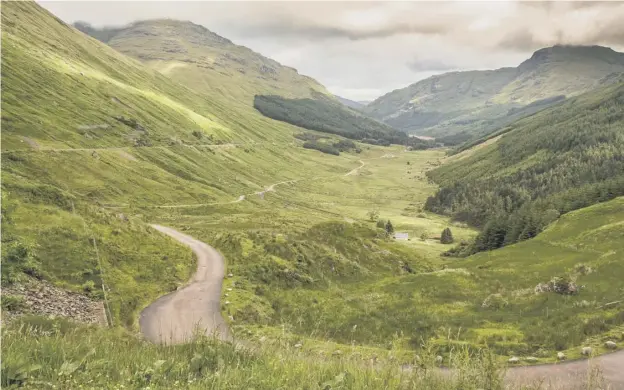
[[139, 225, 230, 344]]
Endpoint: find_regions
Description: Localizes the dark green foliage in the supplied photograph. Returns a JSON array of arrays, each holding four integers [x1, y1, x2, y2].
[[440, 228, 454, 244], [254, 95, 432, 148], [302, 141, 339, 156], [385, 220, 394, 234], [426, 82, 624, 255], [332, 139, 356, 152], [293, 132, 327, 142]]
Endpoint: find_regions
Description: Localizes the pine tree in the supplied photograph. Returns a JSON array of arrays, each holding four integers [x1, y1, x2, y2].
[[385, 220, 394, 234], [440, 227, 454, 244]]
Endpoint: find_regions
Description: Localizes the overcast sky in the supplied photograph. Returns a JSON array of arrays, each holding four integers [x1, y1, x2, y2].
[[39, 1, 624, 101]]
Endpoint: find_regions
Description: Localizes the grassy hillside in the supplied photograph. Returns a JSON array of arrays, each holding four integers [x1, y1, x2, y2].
[[254, 95, 431, 148], [365, 45, 624, 140], [0, 2, 460, 336], [425, 82, 624, 255], [0, 1, 363, 328], [4, 4, 623, 385], [74, 20, 331, 106], [260, 197, 624, 360]]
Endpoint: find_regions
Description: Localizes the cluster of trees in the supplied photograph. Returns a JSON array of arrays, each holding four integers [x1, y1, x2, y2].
[[426, 83, 624, 256], [301, 137, 360, 156], [254, 95, 432, 149]]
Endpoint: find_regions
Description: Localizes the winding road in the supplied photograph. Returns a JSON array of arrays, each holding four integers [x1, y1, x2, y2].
[[142, 225, 624, 387], [139, 225, 230, 344]]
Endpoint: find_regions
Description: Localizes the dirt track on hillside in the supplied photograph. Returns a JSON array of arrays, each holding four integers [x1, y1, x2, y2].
[[142, 226, 624, 387], [139, 225, 230, 344]]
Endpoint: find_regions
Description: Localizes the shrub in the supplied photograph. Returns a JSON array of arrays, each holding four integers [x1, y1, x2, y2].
[[302, 141, 339, 156], [385, 220, 394, 234], [367, 210, 379, 222], [440, 228, 454, 244], [1, 295, 26, 312], [82, 280, 96, 293]]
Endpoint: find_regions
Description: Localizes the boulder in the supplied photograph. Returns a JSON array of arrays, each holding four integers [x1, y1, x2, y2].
[[581, 347, 592, 356], [436, 355, 443, 364], [525, 356, 538, 363], [508, 357, 520, 364], [557, 352, 566, 360], [294, 343, 302, 349], [605, 341, 617, 350]]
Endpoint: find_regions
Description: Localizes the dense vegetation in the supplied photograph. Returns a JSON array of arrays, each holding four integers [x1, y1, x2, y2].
[[254, 95, 432, 149], [425, 82, 624, 255]]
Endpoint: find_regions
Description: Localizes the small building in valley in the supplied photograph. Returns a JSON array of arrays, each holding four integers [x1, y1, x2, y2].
[[394, 232, 409, 240]]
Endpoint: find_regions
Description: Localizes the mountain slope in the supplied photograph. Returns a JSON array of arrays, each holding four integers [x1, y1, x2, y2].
[[74, 20, 332, 106], [335, 95, 366, 110], [0, 1, 359, 327], [366, 45, 624, 140], [425, 81, 624, 254], [253, 95, 431, 148]]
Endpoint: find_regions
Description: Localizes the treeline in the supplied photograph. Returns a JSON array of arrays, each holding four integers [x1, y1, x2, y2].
[[254, 95, 432, 149], [300, 135, 360, 156], [425, 82, 624, 256]]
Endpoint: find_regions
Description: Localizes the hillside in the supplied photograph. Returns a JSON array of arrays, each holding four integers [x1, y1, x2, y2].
[[425, 81, 624, 254], [335, 95, 366, 110], [74, 20, 331, 106], [1, 1, 363, 327], [365, 45, 624, 141], [254, 95, 431, 148], [3, 3, 624, 388]]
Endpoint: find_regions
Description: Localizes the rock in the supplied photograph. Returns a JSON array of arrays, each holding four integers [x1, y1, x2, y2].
[[605, 341, 617, 349], [332, 350, 343, 356], [227, 288, 233, 291], [436, 355, 443, 364], [525, 356, 538, 363], [224, 301, 230, 305], [228, 273, 234, 278], [508, 357, 520, 364], [581, 347, 592, 356], [557, 352, 566, 360], [259, 336, 266, 343], [294, 343, 302, 348], [228, 315, 234, 321]]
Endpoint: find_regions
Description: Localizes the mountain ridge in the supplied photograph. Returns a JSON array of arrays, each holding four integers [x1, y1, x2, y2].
[[73, 19, 333, 105], [365, 44, 624, 142]]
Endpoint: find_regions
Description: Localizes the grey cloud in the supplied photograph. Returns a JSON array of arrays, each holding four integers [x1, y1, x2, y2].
[[236, 21, 450, 41]]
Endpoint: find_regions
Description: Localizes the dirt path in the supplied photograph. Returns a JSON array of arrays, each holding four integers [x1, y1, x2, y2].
[[142, 227, 623, 386], [504, 351, 624, 388], [139, 225, 230, 344], [5, 143, 242, 153]]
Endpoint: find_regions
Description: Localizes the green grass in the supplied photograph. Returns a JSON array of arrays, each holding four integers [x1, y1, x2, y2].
[[2, 4, 623, 383]]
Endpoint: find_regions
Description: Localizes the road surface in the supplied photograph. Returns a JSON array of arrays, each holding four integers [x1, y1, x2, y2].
[[139, 225, 230, 344]]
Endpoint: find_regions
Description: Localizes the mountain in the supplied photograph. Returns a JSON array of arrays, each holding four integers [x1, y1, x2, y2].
[[253, 95, 431, 148], [335, 95, 366, 110], [425, 81, 624, 254], [2, 1, 358, 327], [74, 20, 332, 106], [365, 45, 624, 142]]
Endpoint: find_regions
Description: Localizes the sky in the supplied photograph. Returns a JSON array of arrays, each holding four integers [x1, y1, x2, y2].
[[39, 1, 624, 102]]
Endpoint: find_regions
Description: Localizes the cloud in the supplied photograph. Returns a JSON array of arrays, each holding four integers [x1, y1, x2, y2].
[[38, 1, 624, 101]]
